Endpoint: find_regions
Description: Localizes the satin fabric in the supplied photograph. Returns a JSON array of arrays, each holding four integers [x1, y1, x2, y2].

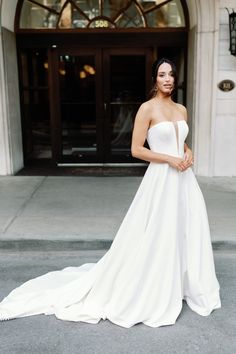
[[0, 120, 221, 327]]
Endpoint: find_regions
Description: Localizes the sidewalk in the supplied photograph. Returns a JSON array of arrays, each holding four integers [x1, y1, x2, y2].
[[0, 175, 236, 354], [0, 175, 236, 250]]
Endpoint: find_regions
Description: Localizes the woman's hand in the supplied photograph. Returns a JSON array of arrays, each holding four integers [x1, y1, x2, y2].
[[183, 147, 194, 168], [166, 156, 190, 172]]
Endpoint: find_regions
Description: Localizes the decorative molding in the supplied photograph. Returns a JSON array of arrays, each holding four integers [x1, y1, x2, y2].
[[0, 32, 12, 174], [186, 0, 219, 176]]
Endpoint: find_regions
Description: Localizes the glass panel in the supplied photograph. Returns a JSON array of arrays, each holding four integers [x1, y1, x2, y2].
[[21, 50, 49, 87], [27, 0, 63, 11], [71, 7, 89, 28], [115, 2, 145, 28], [20, 0, 59, 28], [59, 54, 97, 159], [23, 89, 51, 158], [59, 2, 74, 28], [173, 0, 185, 27], [145, 0, 185, 27], [103, 0, 129, 18], [20, 49, 51, 159], [19, 0, 186, 29], [138, 0, 169, 12], [59, 2, 90, 29], [109, 55, 145, 158], [74, 0, 100, 19]]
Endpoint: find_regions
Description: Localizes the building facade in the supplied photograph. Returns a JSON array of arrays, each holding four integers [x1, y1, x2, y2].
[[0, 0, 235, 176]]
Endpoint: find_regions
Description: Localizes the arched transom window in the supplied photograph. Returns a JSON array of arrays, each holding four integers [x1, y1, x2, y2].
[[18, 0, 186, 29]]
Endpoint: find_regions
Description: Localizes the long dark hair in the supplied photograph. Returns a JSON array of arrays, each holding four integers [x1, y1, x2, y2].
[[149, 58, 178, 98]]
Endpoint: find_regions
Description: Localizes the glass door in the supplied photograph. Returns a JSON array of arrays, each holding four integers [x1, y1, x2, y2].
[[19, 48, 51, 161], [103, 48, 152, 162], [50, 47, 152, 164], [19, 44, 186, 167], [50, 48, 103, 163]]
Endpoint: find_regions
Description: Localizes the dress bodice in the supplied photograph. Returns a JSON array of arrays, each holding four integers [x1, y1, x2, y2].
[[147, 120, 189, 158]]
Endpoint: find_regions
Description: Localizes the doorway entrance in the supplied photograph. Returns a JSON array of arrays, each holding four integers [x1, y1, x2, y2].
[[52, 47, 152, 164], [19, 46, 152, 165], [15, 0, 188, 172]]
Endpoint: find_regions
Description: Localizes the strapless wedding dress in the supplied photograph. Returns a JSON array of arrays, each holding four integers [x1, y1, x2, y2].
[[0, 120, 221, 327]]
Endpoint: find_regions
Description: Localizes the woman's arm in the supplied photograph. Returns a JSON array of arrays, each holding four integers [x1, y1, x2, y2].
[[131, 104, 169, 164], [177, 104, 194, 167]]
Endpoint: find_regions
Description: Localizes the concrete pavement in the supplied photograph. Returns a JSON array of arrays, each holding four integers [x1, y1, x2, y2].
[[0, 248, 235, 354], [0, 175, 236, 353], [0, 175, 236, 249]]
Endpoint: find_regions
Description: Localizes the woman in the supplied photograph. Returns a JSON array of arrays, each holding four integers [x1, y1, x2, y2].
[[131, 58, 193, 172], [0, 58, 221, 327]]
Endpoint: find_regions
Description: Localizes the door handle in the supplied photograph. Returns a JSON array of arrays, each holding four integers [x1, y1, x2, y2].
[[104, 102, 107, 111]]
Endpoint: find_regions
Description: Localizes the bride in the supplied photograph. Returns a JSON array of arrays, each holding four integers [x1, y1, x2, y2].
[[0, 58, 221, 327]]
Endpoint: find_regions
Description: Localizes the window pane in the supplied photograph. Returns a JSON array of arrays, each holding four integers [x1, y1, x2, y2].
[[24, 90, 51, 158], [109, 55, 145, 157], [20, 0, 59, 28], [144, 0, 185, 27], [71, 8, 89, 28], [115, 2, 145, 28], [103, 0, 129, 18], [27, 0, 62, 11], [138, 0, 169, 11], [74, 0, 100, 19], [19, 0, 185, 29], [21, 50, 49, 88], [20, 48, 51, 159], [59, 54, 97, 159]]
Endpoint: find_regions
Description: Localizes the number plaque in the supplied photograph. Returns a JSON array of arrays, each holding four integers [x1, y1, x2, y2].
[[218, 80, 235, 92]]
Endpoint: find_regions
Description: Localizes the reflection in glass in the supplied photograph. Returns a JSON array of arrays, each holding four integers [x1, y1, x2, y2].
[[20, 0, 59, 28], [21, 49, 51, 159], [111, 97, 138, 148], [59, 2, 72, 28], [145, 0, 185, 27], [74, 0, 100, 19], [59, 55, 97, 159], [115, 2, 145, 28], [103, 0, 129, 18], [109, 55, 145, 157]]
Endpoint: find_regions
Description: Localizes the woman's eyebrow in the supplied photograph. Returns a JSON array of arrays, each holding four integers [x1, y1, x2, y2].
[[158, 71, 173, 74]]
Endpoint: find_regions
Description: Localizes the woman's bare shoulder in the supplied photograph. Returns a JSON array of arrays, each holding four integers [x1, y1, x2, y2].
[[134, 99, 155, 127], [175, 103, 188, 120], [139, 98, 155, 111]]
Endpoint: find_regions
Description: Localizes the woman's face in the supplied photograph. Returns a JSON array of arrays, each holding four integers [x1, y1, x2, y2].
[[156, 62, 175, 95]]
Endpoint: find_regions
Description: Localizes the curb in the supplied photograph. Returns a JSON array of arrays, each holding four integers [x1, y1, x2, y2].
[[0, 239, 112, 251], [0, 239, 236, 251]]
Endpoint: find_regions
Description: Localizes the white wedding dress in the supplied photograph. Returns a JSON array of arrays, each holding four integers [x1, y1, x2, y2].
[[0, 120, 221, 327]]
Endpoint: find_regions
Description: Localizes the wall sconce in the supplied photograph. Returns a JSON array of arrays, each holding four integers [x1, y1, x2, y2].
[[226, 8, 236, 56]]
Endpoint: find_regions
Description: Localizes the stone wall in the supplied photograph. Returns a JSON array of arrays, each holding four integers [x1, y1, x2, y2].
[[0, 0, 23, 175], [214, 0, 236, 176]]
